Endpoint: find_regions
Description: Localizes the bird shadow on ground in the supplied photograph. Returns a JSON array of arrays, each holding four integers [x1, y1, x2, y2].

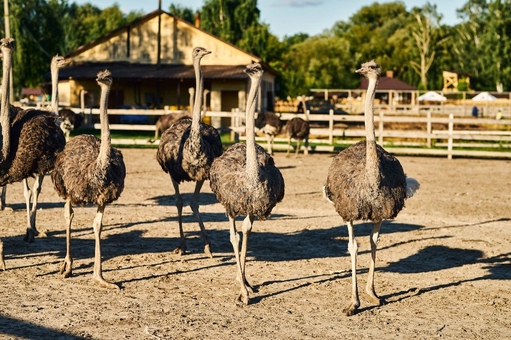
[[0, 314, 84, 340], [147, 193, 219, 206]]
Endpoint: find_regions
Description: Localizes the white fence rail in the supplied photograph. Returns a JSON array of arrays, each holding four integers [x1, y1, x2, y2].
[[74, 107, 511, 159]]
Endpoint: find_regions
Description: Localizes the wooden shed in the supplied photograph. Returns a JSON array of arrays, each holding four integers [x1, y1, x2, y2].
[[51, 9, 276, 119]]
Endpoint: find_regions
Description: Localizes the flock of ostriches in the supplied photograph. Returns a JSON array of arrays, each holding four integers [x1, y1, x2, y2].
[[0, 38, 419, 316]]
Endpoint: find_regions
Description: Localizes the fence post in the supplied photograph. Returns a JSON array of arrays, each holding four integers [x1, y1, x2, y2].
[[378, 109, 384, 145], [427, 111, 432, 148], [231, 108, 240, 143], [329, 109, 334, 145], [447, 113, 454, 160]]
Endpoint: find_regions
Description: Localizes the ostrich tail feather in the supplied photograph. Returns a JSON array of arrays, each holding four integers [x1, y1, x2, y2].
[[405, 177, 420, 198]]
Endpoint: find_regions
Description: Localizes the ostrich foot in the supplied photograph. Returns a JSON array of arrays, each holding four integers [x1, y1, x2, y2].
[[60, 262, 72, 278], [23, 228, 39, 243], [236, 289, 250, 305], [0, 206, 13, 212], [236, 276, 254, 294], [94, 275, 120, 290], [204, 244, 213, 258], [342, 301, 360, 316], [365, 291, 382, 305], [173, 246, 187, 256]]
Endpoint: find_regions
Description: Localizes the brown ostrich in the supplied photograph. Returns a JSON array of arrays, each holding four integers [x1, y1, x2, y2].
[[323, 60, 420, 316], [255, 111, 281, 155], [0, 39, 65, 244], [156, 47, 222, 257], [51, 69, 125, 289], [209, 63, 285, 304], [284, 95, 310, 156], [148, 87, 194, 143]]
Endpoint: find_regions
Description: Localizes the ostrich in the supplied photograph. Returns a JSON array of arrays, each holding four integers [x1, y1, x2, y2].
[[209, 63, 285, 304], [51, 69, 125, 289], [255, 111, 281, 155], [0, 39, 66, 243], [156, 47, 223, 257], [58, 108, 84, 140], [323, 60, 420, 316], [148, 87, 194, 143], [284, 95, 310, 156]]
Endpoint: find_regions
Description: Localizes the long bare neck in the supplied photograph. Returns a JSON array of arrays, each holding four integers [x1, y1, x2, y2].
[[364, 75, 380, 185], [0, 47, 12, 161], [97, 83, 112, 169], [245, 76, 261, 182], [190, 58, 203, 138], [50, 62, 59, 114], [301, 98, 310, 122]]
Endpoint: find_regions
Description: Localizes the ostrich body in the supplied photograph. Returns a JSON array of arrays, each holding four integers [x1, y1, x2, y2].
[[255, 111, 281, 155], [284, 96, 310, 156], [323, 60, 419, 316], [156, 47, 222, 257], [149, 87, 194, 143], [0, 40, 66, 244], [209, 63, 285, 304], [51, 70, 125, 289]]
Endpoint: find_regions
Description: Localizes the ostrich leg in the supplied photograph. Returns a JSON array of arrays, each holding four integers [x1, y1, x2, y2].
[[239, 215, 254, 294], [343, 221, 360, 316], [189, 180, 212, 258], [0, 185, 7, 210], [24, 175, 45, 242], [60, 199, 74, 278], [295, 139, 301, 156], [92, 204, 119, 289], [229, 215, 253, 305], [0, 238, 5, 270], [170, 177, 186, 255], [285, 135, 292, 157], [366, 221, 382, 305]]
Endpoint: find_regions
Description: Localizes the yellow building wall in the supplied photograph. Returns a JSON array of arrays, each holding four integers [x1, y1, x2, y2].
[[71, 14, 258, 65]]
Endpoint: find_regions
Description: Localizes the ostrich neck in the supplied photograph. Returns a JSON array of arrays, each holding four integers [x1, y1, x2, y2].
[[190, 59, 203, 140], [301, 99, 310, 122], [50, 64, 59, 114], [0, 48, 12, 161], [364, 76, 380, 186], [97, 84, 111, 169], [245, 77, 261, 182]]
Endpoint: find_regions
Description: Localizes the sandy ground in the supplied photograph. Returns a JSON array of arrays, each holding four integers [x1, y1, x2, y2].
[[0, 148, 510, 339]]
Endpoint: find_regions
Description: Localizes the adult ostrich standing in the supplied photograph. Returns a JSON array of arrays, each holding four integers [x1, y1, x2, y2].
[[323, 60, 420, 316], [209, 63, 285, 304], [149, 87, 194, 143], [255, 111, 281, 155], [0, 39, 65, 243], [156, 47, 222, 257], [284, 95, 310, 156], [51, 70, 125, 289]]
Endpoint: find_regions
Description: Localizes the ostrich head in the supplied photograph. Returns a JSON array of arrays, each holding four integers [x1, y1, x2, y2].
[[356, 60, 381, 79], [244, 62, 263, 78], [0, 38, 15, 52], [192, 46, 211, 61], [96, 69, 112, 86], [51, 55, 69, 69]]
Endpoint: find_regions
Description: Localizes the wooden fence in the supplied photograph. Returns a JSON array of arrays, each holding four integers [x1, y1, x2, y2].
[[78, 107, 511, 159]]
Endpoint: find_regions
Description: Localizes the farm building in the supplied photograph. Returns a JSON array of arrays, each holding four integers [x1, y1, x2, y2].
[[50, 9, 276, 122]]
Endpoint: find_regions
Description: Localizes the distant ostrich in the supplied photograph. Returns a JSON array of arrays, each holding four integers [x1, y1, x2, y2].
[[255, 111, 281, 155], [156, 47, 223, 257], [209, 63, 285, 304], [51, 69, 125, 289], [0, 39, 66, 243], [284, 95, 310, 156], [58, 108, 84, 140], [323, 60, 420, 316], [148, 87, 194, 143]]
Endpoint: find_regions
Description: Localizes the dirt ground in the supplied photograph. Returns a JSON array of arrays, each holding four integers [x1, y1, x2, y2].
[[0, 148, 510, 339]]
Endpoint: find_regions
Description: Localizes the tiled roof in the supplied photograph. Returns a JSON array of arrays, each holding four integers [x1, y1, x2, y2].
[[52, 62, 250, 80], [359, 77, 417, 91]]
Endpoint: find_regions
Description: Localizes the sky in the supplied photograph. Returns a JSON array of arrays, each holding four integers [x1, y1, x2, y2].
[[73, 0, 468, 39]]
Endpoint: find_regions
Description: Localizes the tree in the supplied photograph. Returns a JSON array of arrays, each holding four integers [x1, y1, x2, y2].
[[409, 4, 450, 90], [169, 4, 195, 23]]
